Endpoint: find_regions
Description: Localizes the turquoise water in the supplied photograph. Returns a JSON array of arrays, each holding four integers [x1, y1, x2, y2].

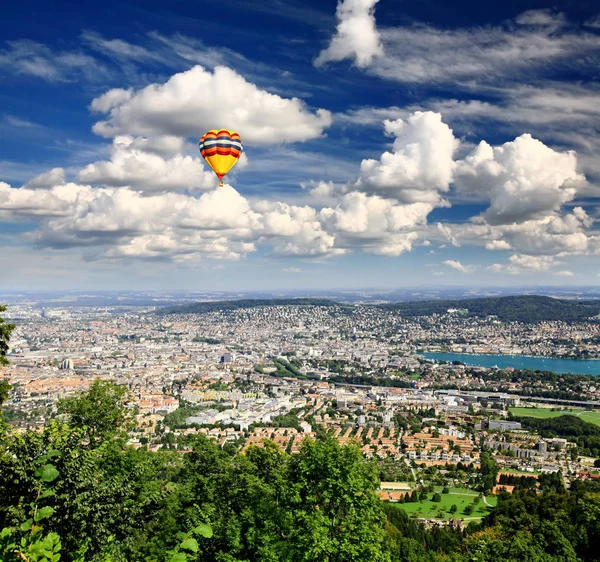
[[422, 352, 600, 376]]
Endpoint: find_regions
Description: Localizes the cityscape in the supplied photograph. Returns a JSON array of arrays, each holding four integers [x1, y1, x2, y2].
[[3, 296, 600, 505]]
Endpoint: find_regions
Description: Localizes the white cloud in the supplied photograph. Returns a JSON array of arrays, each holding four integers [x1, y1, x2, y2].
[[515, 9, 566, 28], [320, 191, 430, 256], [435, 208, 593, 258], [352, 111, 458, 203], [315, 0, 383, 68], [23, 168, 66, 189], [76, 136, 217, 193], [0, 39, 110, 82], [256, 201, 342, 258], [488, 254, 558, 274], [443, 259, 475, 273], [90, 65, 332, 144], [0, 181, 82, 218], [283, 267, 302, 273], [81, 30, 162, 62], [4, 114, 41, 128], [485, 240, 511, 251], [455, 134, 584, 224], [368, 14, 600, 85], [555, 270, 574, 277]]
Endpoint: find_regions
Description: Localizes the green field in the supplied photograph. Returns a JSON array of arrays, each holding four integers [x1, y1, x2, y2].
[[391, 488, 497, 521], [509, 407, 600, 427]]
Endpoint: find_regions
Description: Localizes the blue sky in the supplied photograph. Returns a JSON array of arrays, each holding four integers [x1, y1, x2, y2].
[[0, 0, 599, 291]]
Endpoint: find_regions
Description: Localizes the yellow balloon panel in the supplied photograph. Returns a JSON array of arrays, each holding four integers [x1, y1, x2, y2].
[[203, 153, 240, 180]]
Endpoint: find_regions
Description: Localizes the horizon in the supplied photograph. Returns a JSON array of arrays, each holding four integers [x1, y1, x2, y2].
[[1, 0, 599, 290]]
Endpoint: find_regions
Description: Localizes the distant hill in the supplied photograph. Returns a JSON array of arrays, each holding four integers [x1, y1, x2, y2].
[[155, 295, 600, 322], [155, 298, 345, 315], [378, 295, 600, 323]]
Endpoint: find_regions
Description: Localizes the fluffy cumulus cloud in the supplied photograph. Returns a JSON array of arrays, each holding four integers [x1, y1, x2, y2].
[[437, 207, 594, 259], [319, 192, 430, 255], [23, 168, 66, 189], [0, 181, 83, 218], [485, 240, 511, 251], [443, 260, 475, 273], [0, 178, 348, 261], [91, 65, 332, 144], [352, 111, 458, 204], [0, 181, 262, 260], [76, 135, 217, 193], [488, 254, 559, 274], [255, 201, 341, 258], [455, 134, 584, 224], [315, 0, 383, 68]]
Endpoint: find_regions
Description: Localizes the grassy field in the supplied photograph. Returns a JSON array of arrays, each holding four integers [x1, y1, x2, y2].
[[390, 488, 497, 521], [499, 468, 538, 475], [509, 407, 600, 427], [380, 482, 413, 490]]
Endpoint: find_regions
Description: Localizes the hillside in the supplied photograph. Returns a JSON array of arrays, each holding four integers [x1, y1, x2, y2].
[[155, 297, 345, 315], [378, 295, 600, 322]]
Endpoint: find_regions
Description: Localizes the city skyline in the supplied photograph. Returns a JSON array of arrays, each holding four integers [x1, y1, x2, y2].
[[1, 0, 599, 290]]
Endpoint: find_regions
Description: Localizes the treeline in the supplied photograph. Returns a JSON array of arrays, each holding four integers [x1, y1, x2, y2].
[[512, 414, 600, 456], [379, 295, 600, 323], [155, 298, 344, 315], [329, 374, 412, 388]]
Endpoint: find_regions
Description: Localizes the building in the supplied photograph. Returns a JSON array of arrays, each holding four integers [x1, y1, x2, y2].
[[488, 420, 522, 431], [59, 359, 74, 370]]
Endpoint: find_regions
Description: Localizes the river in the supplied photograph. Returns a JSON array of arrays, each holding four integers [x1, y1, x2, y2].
[[422, 352, 600, 376]]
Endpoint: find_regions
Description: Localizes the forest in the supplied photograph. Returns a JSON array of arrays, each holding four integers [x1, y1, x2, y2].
[[1, 380, 600, 562], [378, 295, 600, 323], [154, 298, 344, 316]]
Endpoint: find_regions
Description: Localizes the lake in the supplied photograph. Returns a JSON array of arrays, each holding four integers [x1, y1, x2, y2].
[[422, 352, 600, 376]]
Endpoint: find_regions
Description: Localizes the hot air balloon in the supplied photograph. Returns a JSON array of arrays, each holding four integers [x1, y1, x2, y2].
[[198, 129, 243, 186]]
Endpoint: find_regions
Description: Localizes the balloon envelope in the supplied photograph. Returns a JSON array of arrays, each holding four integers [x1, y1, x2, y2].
[[199, 129, 243, 186]]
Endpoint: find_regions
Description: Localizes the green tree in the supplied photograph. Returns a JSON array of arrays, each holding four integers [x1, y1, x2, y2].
[[0, 380, 10, 407], [284, 437, 390, 562], [478, 452, 498, 493], [0, 306, 16, 367], [432, 492, 442, 503], [57, 380, 134, 444]]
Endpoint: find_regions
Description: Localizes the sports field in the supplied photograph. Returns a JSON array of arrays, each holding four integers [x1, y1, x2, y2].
[[390, 487, 497, 521], [509, 407, 600, 427]]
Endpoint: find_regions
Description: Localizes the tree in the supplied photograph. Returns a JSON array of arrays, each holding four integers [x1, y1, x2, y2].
[[0, 381, 10, 407], [285, 437, 390, 562], [58, 380, 134, 444], [0, 306, 16, 367], [479, 452, 498, 493], [449, 504, 457, 514], [432, 492, 442, 503]]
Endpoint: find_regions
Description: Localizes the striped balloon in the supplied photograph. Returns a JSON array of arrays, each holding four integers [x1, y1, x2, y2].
[[199, 129, 243, 186]]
